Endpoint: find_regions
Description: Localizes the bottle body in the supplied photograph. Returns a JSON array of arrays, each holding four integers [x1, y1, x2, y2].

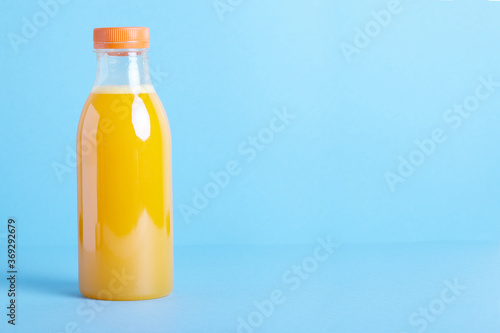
[[77, 47, 173, 300]]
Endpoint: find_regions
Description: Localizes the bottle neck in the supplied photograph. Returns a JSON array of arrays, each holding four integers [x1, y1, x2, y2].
[[94, 49, 153, 89]]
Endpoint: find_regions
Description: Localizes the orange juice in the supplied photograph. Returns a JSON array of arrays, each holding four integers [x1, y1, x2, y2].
[[78, 28, 173, 300]]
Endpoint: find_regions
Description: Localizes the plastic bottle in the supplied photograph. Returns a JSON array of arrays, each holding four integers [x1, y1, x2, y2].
[[77, 27, 173, 300]]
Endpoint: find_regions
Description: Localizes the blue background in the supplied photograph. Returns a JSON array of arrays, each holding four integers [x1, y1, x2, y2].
[[1, 0, 500, 332]]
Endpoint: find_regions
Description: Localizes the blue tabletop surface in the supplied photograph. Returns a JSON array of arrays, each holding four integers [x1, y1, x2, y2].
[[1, 242, 499, 333]]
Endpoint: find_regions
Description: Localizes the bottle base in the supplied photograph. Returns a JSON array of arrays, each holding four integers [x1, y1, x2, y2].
[[79, 286, 173, 301]]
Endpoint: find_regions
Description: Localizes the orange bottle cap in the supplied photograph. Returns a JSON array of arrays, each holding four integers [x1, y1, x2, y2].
[[93, 27, 150, 49]]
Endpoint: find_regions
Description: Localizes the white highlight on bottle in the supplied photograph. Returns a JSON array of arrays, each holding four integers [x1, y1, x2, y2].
[[131, 95, 151, 141]]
